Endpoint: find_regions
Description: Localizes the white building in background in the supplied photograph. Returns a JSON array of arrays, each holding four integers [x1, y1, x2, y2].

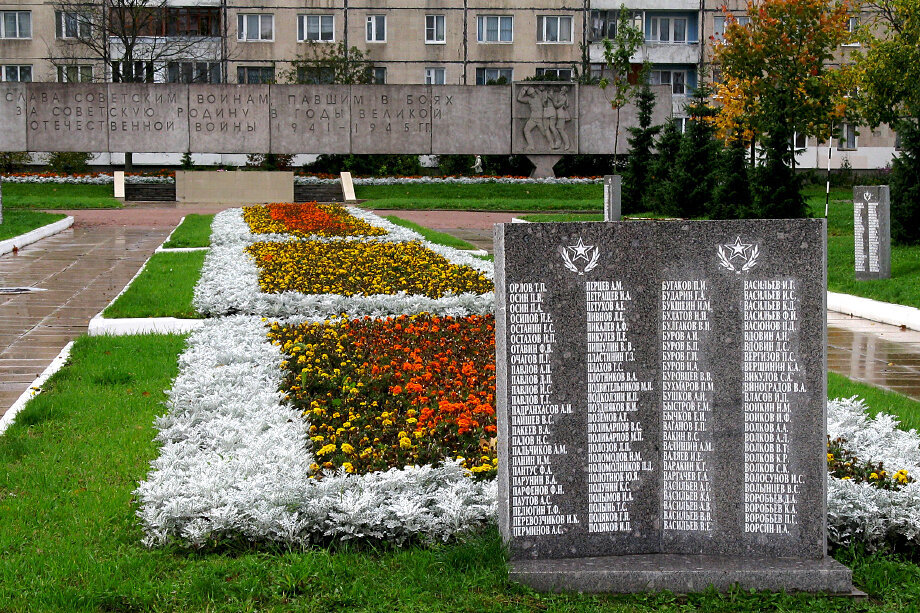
[[0, 0, 899, 169]]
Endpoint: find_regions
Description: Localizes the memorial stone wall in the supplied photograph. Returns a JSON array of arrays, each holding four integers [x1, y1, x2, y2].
[[494, 219, 853, 593], [0, 82, 669, 156], [853, 185, 891, 280]]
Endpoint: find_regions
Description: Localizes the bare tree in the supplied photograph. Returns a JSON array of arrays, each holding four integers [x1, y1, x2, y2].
[[47, 0, 224, 168]]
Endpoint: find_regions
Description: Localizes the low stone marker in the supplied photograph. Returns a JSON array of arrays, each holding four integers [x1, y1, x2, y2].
[[113, 171, 125, 199], [853, 186, 890, 280], [340, 171, 356, 202], [603, 175, 621, 222], [494, 219, 853, 593]]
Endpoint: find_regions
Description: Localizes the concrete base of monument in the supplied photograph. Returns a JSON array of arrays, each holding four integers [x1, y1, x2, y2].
[[510, 554, 855, 595], [526, 155, 562, 179]]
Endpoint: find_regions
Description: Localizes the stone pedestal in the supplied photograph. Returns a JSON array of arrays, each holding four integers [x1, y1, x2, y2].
[[527, 155, 562, 179], [493, 219, 853, 594], [113, 171, 125, 199], [853, 186, 891, 280], [603, 175, 621, 221], [340, 171, 356, 202], [175, 170, 293, 204], [511, 555, 853, 594]]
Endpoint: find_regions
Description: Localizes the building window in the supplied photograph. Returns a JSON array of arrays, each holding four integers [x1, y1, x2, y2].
[[537, 15, 572, 43], [366, 15, 386, 42], [838, 123, 857, 150], [57, 65, 93, 82], [370, 66, 387, 84], [167, 8, 220, 37], [297, 66, 334, 84], [112, 60, 154, 82], [477, 15, 513, 43], [237, 66, 273, 84], [649, 16, 687, 43], [794, 132, 807, 149], [535, 67, 573, 80], [237, 14, 273, 41], [55, 11, 91, 39], [425, 67, 445, 85], [1, 11, 31, 38], [425, 15, 445, 43], [168, 61, 220, 83], [1, 65, 32, 82], [650, 70, 686, 95], [298, 14, 334, 42], [589, 10, 617, 41], [475, 67, 512, 85], [713, 15, 750, 41]]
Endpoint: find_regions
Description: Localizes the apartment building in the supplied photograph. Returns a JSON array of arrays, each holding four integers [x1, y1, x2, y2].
[[0, 0, 899, 169]]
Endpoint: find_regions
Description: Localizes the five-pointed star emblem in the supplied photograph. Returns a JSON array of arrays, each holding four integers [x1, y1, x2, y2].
[[568, 237, 593, 262], [724, 236, 751, 260]]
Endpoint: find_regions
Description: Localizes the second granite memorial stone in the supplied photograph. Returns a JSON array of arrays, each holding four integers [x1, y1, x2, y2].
[[494, 219, 852, 593], [853, 185, 891, 280]]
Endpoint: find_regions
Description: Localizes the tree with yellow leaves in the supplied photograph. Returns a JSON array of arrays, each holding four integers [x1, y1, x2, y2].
[[711, 0, 855, 217]]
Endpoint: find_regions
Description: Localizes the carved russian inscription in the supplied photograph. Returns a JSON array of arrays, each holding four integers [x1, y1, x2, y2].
[[853, 186, 891, 280]]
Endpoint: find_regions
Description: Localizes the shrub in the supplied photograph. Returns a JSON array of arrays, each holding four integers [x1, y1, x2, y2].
[[0, 151, 31, 173], [246, 153, 295, 171], [890, 119, 920, 244], [45, 152, 92, 174]]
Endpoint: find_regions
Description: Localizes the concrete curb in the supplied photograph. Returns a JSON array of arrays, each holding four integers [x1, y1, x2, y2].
[[155, 246, 209, 253], [88, 315, 204, 336], [0, 341, 73, 437], [828, 291, 920, 332], [0, 216, 74, 257]]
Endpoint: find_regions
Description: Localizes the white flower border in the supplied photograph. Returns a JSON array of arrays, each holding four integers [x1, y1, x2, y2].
[[827, 397, 920, 551], [3, 173, 601, 186], [135, 316, 496, 547], [195, 208, 494, 319]]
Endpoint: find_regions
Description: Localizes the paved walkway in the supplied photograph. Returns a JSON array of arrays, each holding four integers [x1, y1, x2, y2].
[[1, 207, 919, 420], [0, 205, 227, 417]]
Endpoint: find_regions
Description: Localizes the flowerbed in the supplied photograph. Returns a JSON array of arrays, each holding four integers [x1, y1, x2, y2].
[[292, 175, 603, 185], [1, 171, 173, 184], [195, 208, 493, 318], [248, 241, 493, 298], [136, 316, 496, 547], [243, 202, 387, 238], [268, 314, 496, 478]]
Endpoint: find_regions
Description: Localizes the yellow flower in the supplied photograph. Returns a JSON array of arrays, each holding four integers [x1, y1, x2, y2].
[[827, 453, 834, 461], [341, 443, 355, 455], [342, 462, 355, 473], [870, 472, 879, 480], [399, 437, 413, 450], [317, 443, 337, 456]]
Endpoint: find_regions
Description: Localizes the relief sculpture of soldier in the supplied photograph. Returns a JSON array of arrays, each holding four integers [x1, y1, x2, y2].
[[518, 85, 572, 152]]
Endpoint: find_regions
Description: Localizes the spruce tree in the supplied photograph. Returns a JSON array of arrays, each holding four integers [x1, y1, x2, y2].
[[643, 120, 683, 214], [890, 119, 920, 245], [710, 137, 753, 219], [750, 97, 806, 218], [622, 84, 660, 214], [665, 81, 719, 218]]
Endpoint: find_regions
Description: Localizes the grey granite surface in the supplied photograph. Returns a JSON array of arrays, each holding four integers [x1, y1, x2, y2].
[[604, 175, 621, 221], [495, 220, 828, 562], [853, 185, 891, 280]]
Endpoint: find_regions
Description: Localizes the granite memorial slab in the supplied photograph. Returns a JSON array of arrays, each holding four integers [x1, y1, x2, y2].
[[26, 83, 109, 152], [494, 219, 852, 593], [512, 83, 578, 155], [431, 85, 511, 155], [188, 84, 271, 153], [270, 85, 351, 155], [853, 186, 891, 280], [0, 83, 27, 152], [106, 84, 189, 153], [350, 85, 433, 154], [604, 175, 622, 222]]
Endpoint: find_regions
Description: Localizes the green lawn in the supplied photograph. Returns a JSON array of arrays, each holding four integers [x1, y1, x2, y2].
[[161, 214, 214, 249], [0, 333, 918, 611], [103, 252, 205, 319], [804, 186, 920, 309], [1, 182, 122, 209], [358, 182, 603, 211], [0, 210, 67, 241], [829, 371, 920, 432], [384, 215, 480, 250]]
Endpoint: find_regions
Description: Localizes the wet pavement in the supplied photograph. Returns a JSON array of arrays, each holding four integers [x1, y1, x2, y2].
[[1, 207, 919, 420]]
